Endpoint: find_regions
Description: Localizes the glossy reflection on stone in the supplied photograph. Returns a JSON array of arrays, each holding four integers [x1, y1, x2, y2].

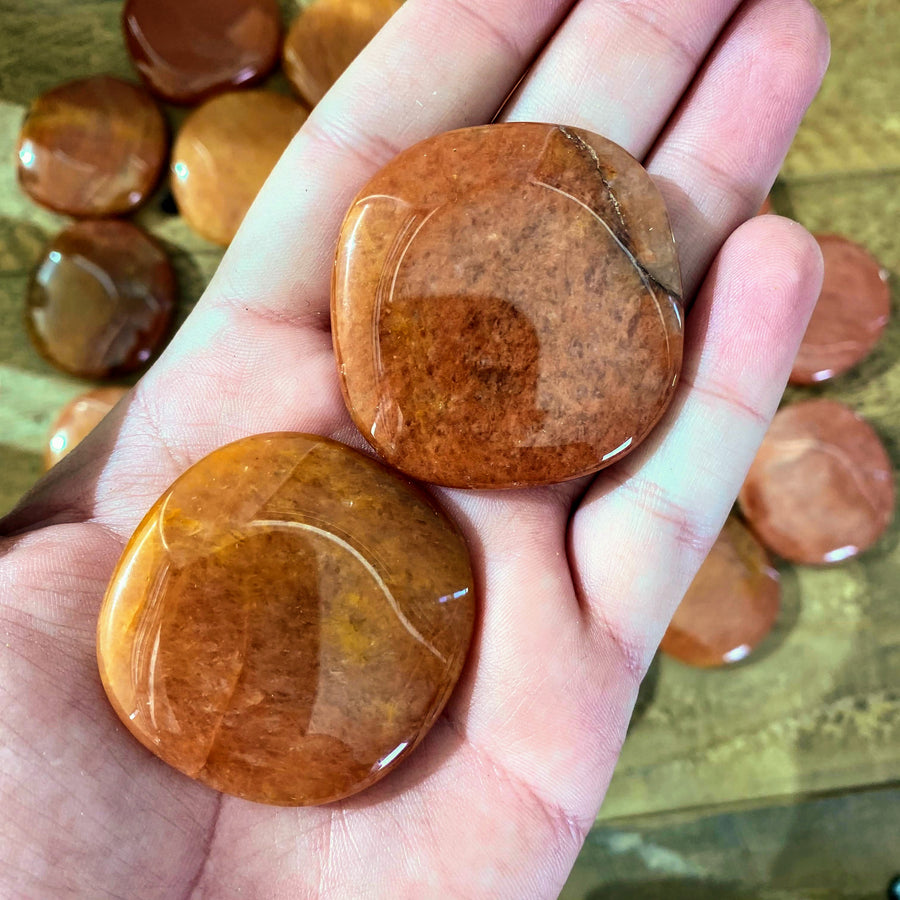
[[16, 76, 167, 217], [97, 433, 475, 806], [660, 516, 780, 668], [739, 399, 895, 565], [171, 91, 308, 245], [123, 0, 282, 104], [44, 386, 128, 469], [790, 234, 890, 385], [26, 221, 176, 378], [333, 123, 683, 488], [283, 0, 402, 106]]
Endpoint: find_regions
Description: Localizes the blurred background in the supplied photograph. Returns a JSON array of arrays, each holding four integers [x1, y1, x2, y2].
[[0, 0, 897, 896]]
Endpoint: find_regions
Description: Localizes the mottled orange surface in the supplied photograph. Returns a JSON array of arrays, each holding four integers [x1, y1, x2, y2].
[[16, 76, 167, 217], [661, 517, 781, 668], [97, 433, 475, 805], [333, 122, 683, 488], [170, 91, 308, 246], [740, 399, 895, 565], [283, 0, 402, 106]]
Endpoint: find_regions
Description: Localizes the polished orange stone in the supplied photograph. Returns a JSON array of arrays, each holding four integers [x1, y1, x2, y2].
[[660, 516, 780, 668], [283, 0, 402, 106], [789, 234, 890, 385], [332, 123, 684, 488], [97, 433, 475, 805], [44, 387, 128, 469], [739, 399, 895, 565], [26, 220, 176, 378], [171, 91, 308, 245], [123, 0, 282, 105], [16, 76, 167, 217]]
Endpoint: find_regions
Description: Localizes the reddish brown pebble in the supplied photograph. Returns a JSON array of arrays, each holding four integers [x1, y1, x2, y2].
[[758, 195, 773, 215], [790, 234, 890, 385], [97, 433, 474, 805], [171, 91, 308, 245], [44, 387, 128, 469], [739, 399, 895, 565], [332, 123, 684, 488], [26, 221, 176, 378], [16, 76, 167, 217], [660, 517, 781, 668], [123, 0, 282, 105], [283, 0, 402, 105]]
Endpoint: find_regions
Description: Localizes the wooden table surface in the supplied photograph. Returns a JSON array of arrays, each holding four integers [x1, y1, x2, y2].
[[1, 0, 898, 896]]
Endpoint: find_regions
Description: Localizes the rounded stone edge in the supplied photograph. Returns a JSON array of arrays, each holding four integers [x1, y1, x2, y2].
[[96, 431, 476, 805]]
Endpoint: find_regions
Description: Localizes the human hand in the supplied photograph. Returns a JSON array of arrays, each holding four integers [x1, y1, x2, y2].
[[0, 0, 829, 896]]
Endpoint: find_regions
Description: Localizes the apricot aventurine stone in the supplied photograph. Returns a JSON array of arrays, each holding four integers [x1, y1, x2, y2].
[[97, 433, 475, 805], [332, 122, 684, 488]]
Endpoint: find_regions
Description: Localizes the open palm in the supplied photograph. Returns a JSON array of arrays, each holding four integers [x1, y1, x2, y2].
[[1, 0, 829, 896]]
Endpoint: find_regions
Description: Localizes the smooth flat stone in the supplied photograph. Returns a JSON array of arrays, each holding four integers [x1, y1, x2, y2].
[[16, 76, 167, 217], [26, 221, 176, 378], [789, 234, 890, 385], [739, 399, 895, 565], [44, 387, 128, 469], [123, 0, 282, 105], [660, 516, 780, 668], [97, 433, 475, 806], [332, 123, 683, 488], [283, 0, 402, 106], [171, 91, 308, 245]]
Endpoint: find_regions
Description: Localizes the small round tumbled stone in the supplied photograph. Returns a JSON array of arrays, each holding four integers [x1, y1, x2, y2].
[[739, 399, 895, 565], [660, 517, 781, 668], [789, 234, 890, 385], [97, 433, 475, 806], [26, 221, 176, 378], [44, 387, 128, 469], [123, 0, 282, 105], [171, 91, 308, 245], [16, 76, 167, 217], [283, 0, 402, 106], [332, 123, 683, 488]]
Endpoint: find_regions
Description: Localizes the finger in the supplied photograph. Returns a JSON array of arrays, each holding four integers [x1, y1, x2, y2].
[[646, 0, 830, 294], [421, 484, 637, 829], [4, 0, 581, 533], [571, 216, 824, 672], [203, 0, 577, 323], [502, 0, 743, 158]]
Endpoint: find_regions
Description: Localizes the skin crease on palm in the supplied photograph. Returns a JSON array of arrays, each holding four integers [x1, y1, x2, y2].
[[0, 0, 829, 897]]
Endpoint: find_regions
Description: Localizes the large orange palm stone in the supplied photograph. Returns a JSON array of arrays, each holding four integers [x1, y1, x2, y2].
[[332, 123, 683, 488], [97, 434, 475, 805]]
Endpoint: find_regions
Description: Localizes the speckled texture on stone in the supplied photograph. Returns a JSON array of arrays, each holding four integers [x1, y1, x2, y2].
[[97, 433, 475, 806], [660, 516, 781, 668], [332, 122, 683, 488], [739, 399, 895, 565], [16, 75, 167, 217]]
